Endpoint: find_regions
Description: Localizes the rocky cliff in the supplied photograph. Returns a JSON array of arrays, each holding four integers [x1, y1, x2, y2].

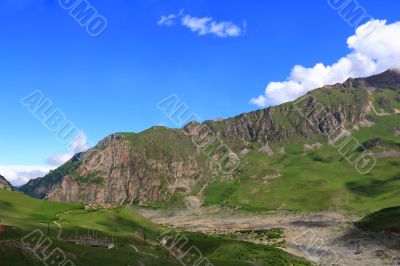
[[21, 128, 211, 204], [0, 175, 14, 191], [20, 70, 400, 206]]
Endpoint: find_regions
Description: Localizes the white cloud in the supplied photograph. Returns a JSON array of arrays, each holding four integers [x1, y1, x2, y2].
[[1, 132, 91, 186], [250, 20, 400, 107], [69, 131, 89, 154], [47, 131, 90, 166], [0, 133, 91, 186], [158, 10, 246, 38], [181, 15, 213, 35], [0, 165, 53, 187], [158, 14, 177, 26], [47, 154, 73, 166], [157, 9, 184, 26]]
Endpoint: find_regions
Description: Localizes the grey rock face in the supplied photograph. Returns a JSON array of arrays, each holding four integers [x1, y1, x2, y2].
[[0, 175, 13, 191], [20, 70, 400, 205]]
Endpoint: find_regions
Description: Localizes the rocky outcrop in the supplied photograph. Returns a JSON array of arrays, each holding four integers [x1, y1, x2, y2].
[[48, 135, 202, 204], [304, 143, 323, 152], [185, 70, 400, 151], [0, 175, 13, 191], [258, 145, 274, 156], [22, 128, 207, 204], [359, 69, 400, 91], [185, 87, 371, 150], [20, 70, 400, 205]]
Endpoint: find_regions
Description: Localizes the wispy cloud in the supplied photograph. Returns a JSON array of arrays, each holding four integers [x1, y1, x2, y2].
[[47, 131, 89, 166], [0, 133, 90, 186], [251, 20, 400, 107], [158, 14, 178, 26], [46, 154, 73, 166], [0, 165, 53, 186], [158, 10, 246, 38]]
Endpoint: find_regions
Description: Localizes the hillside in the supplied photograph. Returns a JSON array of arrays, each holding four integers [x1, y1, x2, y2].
[[0, 175, 14, 191], [357, 206, 400, 233], [20, 70, 400, 212], [0, 188, 310, 266]]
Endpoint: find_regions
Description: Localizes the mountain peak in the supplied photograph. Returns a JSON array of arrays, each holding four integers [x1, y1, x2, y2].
[[342, 69, 400, 90], [363, 69, 400, 88]]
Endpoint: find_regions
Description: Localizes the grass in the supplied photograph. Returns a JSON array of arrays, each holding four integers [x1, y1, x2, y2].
[[357, 206, 400, 232], [0, 189, 311, 266], [0, 190, 82, 227], [372, 89, 400, 113], [224, 228, 285, 246], [204, 114, 400, 213], [119, 126, 198, 161], [172, 232, 309, 266], [20, 86, 400, 215]]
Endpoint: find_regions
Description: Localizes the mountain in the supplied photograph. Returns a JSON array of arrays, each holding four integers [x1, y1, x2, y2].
[[0, 175, 13, 191], [20, 70, 400, 211]]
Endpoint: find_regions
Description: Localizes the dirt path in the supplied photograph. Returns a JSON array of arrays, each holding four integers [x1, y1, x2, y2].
[[129, 244, 159, 266], [130, 244, 158, 259], [52, 221, 62, 240], [52, 210, 75, 240], [137, 208, 400, 266]]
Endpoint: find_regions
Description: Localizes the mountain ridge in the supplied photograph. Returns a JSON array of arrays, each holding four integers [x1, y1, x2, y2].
[[20, 69, 400, 211], [0, 175, 14, 191]]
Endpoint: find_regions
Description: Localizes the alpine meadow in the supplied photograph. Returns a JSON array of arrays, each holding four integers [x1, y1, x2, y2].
[[1, 1, 400, 266]]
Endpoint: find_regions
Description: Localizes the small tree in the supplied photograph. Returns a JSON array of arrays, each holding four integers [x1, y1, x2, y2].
[[0, 219, 5, 235]]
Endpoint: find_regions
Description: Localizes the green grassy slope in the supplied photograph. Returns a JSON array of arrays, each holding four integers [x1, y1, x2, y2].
[[357, 206, 400, 232], [0, 189, 310, 266], [147, 85, 400, 213], [204, 114, 400, 213], [119, 127, 199, 160], [18, 71, 400, 215]]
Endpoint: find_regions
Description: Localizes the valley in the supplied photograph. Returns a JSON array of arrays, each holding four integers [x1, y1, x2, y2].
[[138, 207, 400, 266], [2, 2, 400, 265], [1, 70, 400, 265], [19, 70, 400, 214], [0, 189, 311, 266]]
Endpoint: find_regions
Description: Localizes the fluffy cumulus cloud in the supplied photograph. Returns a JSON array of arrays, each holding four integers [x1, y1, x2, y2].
[[158, 10, 246, 38], [0, 165, 53, 187], [251, 20, 400, 107]]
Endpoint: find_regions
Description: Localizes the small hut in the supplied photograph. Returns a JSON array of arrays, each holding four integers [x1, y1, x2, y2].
[[67, 227, 116, 250]]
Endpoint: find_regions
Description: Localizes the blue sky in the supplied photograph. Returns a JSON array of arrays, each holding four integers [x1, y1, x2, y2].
[[1, 0, 399, 185]]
